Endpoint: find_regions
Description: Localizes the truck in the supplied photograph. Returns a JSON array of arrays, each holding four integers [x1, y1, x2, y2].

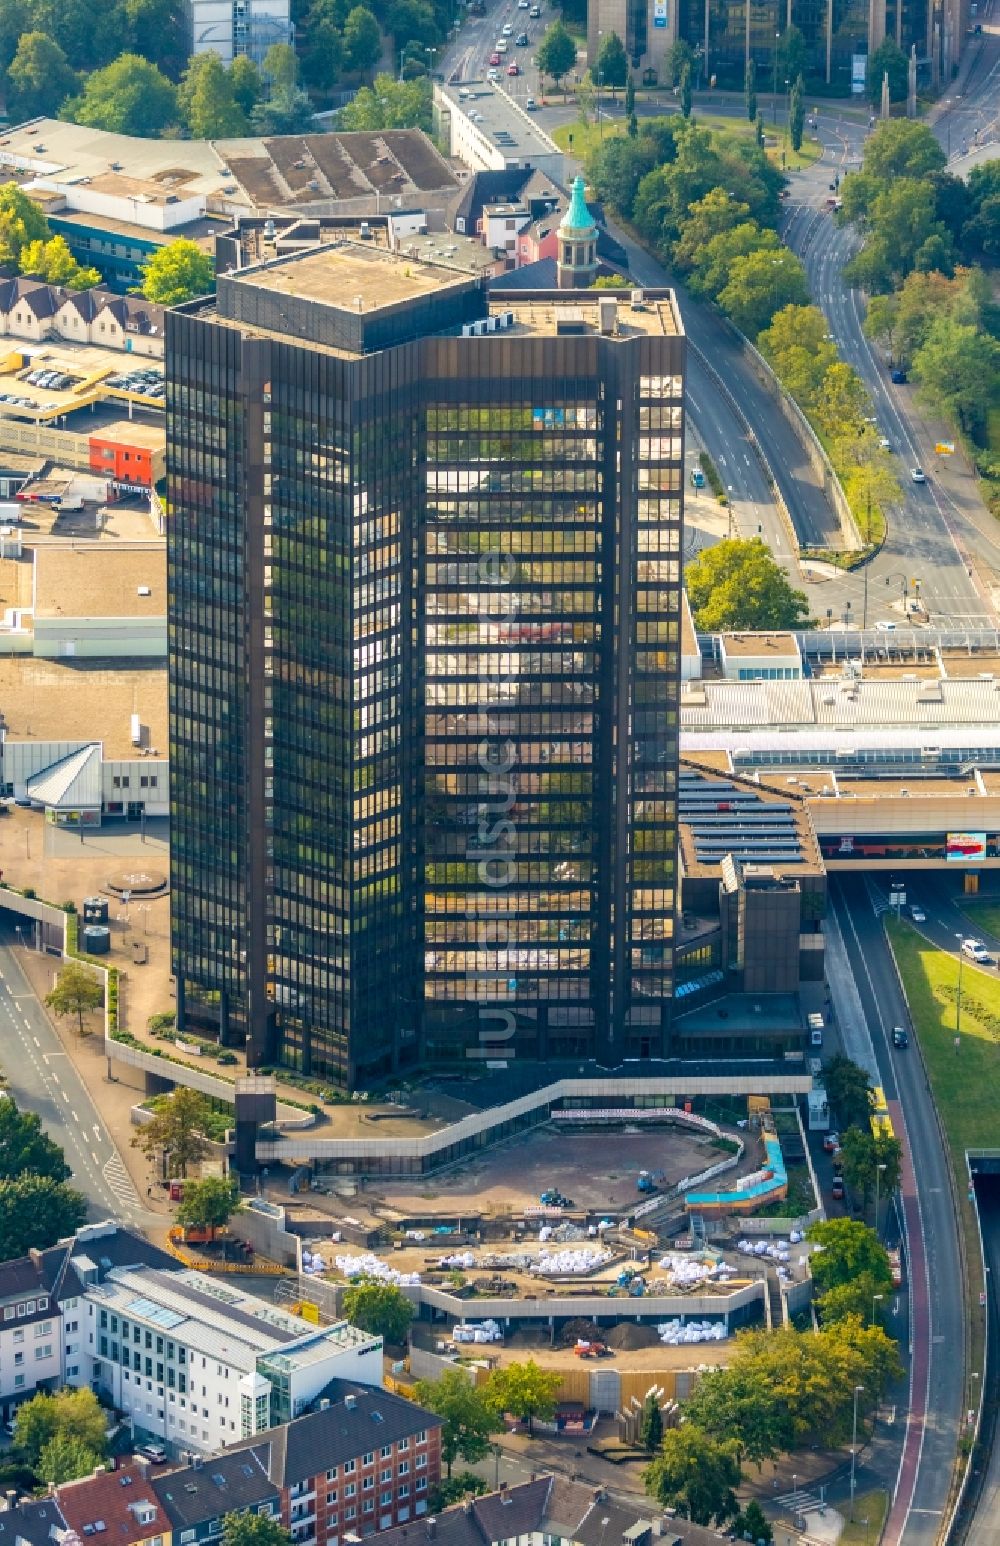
[[637, 1172, 656, 1194]]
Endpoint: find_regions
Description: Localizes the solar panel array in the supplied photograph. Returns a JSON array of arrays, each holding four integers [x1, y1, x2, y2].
[[679, 773, 804, 865]]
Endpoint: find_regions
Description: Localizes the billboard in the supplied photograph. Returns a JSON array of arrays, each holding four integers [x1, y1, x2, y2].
[[946, 832, 987, 862], [653, 0, 668, 25], [851, 54, 867, 94]]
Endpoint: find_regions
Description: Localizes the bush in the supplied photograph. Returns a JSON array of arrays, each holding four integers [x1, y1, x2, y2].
[[216, 1050, 238, 1066], [699, 450, 727, 503], [148, 1012, 176, 1034]]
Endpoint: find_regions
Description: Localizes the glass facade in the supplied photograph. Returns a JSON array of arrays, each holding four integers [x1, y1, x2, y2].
[[676, 0, 927, 87], [167, 277, 684, 1084]]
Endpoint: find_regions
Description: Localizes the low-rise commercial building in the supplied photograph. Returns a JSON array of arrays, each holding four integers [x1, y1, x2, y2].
[[433, 82, 564, 182]]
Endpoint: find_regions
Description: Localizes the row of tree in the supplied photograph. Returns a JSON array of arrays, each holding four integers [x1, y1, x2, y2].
[[0, 1098, 87, 1263]]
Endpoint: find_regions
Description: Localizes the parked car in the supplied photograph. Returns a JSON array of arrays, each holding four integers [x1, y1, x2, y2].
[[892, 1026, 909, 1048], [138, 1443, 167, 1462], [891, 368, 907, 383], [832, 1176, 845, 1201], [823, 1131, 840, 1153]]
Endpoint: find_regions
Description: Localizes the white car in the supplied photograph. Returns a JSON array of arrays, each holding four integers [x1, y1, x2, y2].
[[910, 466, 926, 483], [962, 938, 992, 964], [502, 21, 513, 33], [910, 904, 926, 922], [878, 436, 892, 450]]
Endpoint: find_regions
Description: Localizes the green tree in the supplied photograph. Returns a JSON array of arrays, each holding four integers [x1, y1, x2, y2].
[[586, 134, 658, 219], [221, 1515, 292, 1546], [688, 220, 779, 298], [640, 1392, 664, 1454], [125, 0, 187, 76], [61, 53, 177, 134], [14, 1388, 106, 1467], [535, 21, 576, 93], [806, 1218, 894, 1298], [139, 239, 214, 306], [38, 1433, 102, 1486], [300, 0, 344, 91], [679, 62, 692, 118], [863, 292, 901, 361], [758, 303, 838, 410], [963, 160, 1000, 259], [0, 1175, 86, 1262], [683, 1360, 790, 1466], [816, 1270, 893, 1328], [229, 54, 264, 115], [789, 73, 804, 153], [838, 1125, 902, 1212], [131, 1085, 211, 1176], [822, 1055, 874, 1129], [776, 24, 807, 85], [685, 538, 811, 631], [716, 245, 810, 336], [862, 118, 946, 180], [733, 1500, 772, 1544], [343, 5, 381, 74], [19, 234, 99, 288], [178, 51, 248, 137], [664, 37, 694, 86], [30, 0, 127, 72], [866, 37, 907, 106], [45, 960, 103, 1037], [643, 1425, 741, 1526], [250, 43, 315, 134], [744, 57, 756, 122], [596, 30, 627, 96], [413, 1369, 497, 1477], [176, 1175, 239, 1237], [0, 1098, 69, 1182], [627, 110, 638, 138], [673, 189, 752, 273], [814, 359, 870, 439], [427, 1473, 489, 1511], [338, 73, 431, 130], [262, 40, 297, 91], [0, 0, 29, 77], [912, 315, 1000, 443], [484, 1360, 561, 1435], [342, 1280, 414, 1343], [0, 182, 55, 268], [6, 31, 77, 118]]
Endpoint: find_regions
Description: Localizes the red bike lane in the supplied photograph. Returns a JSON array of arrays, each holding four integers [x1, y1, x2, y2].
[[883, 1096, 931, 1546]]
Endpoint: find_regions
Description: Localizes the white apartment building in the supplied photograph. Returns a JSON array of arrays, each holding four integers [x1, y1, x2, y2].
[[78, 1262, 382, 1452], [0, 1258, 62, 1414]]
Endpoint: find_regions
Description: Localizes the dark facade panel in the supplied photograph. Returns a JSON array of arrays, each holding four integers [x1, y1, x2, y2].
[[167, 290, 684, 1084]]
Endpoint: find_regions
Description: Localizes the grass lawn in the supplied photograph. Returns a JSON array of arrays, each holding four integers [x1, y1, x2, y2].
[[957, 898, 1000, 940], [551, 119, 622, 159], [552, 105, 821, 169], [883, 916, 996, 1385], [838, 1491, 888, 1545]]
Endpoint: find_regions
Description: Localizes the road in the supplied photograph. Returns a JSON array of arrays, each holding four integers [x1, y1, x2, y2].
[[443, 9, 845, 563], [0, 923, 151, 1229], [832, 875, 965, 1546], [779, 23, 1000, 628]]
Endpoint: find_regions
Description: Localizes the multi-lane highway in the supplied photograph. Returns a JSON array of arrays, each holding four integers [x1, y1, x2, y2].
[[780, 23, 1000, 628], [443, 10, 846, 565], [0, 924, 150, 1228], [832, 875, 965, 1545]]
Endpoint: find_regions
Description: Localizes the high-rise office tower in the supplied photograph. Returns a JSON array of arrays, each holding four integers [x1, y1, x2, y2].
[[168, 218, 685, 1086]]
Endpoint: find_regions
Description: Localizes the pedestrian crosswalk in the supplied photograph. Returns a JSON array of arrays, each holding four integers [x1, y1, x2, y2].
[[103, 1153, 140, 1211], [775, 1488, 825, 1515]]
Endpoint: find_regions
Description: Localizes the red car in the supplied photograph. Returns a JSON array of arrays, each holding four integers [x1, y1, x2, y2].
[[490, 50, 501, 64], [507, 61, 519, 74]]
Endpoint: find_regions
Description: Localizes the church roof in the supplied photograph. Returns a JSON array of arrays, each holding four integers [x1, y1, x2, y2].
[[559, 176, 596, 235]]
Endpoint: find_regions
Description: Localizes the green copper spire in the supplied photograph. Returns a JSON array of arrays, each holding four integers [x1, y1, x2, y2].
[[561, 175, 595, 235]]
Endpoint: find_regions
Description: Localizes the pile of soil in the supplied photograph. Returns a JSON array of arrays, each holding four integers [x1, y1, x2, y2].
[[559, 1318, 603, 1347], [605, 1320, 661, 1350]]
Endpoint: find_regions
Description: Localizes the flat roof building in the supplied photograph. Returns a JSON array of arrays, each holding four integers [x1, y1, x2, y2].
[[433, 81, 564, 182], [167, 218, 685, 1082]]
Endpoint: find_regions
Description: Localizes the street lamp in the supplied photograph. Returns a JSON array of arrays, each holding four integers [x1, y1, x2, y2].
[[874, 1160, 887, 1232], [727, 485, 735, 539], [871, 1290, 883, 1326], [954, 932, 966, 1051], [850, 1384, 865, 1520], [772, 32, 780, 122]]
